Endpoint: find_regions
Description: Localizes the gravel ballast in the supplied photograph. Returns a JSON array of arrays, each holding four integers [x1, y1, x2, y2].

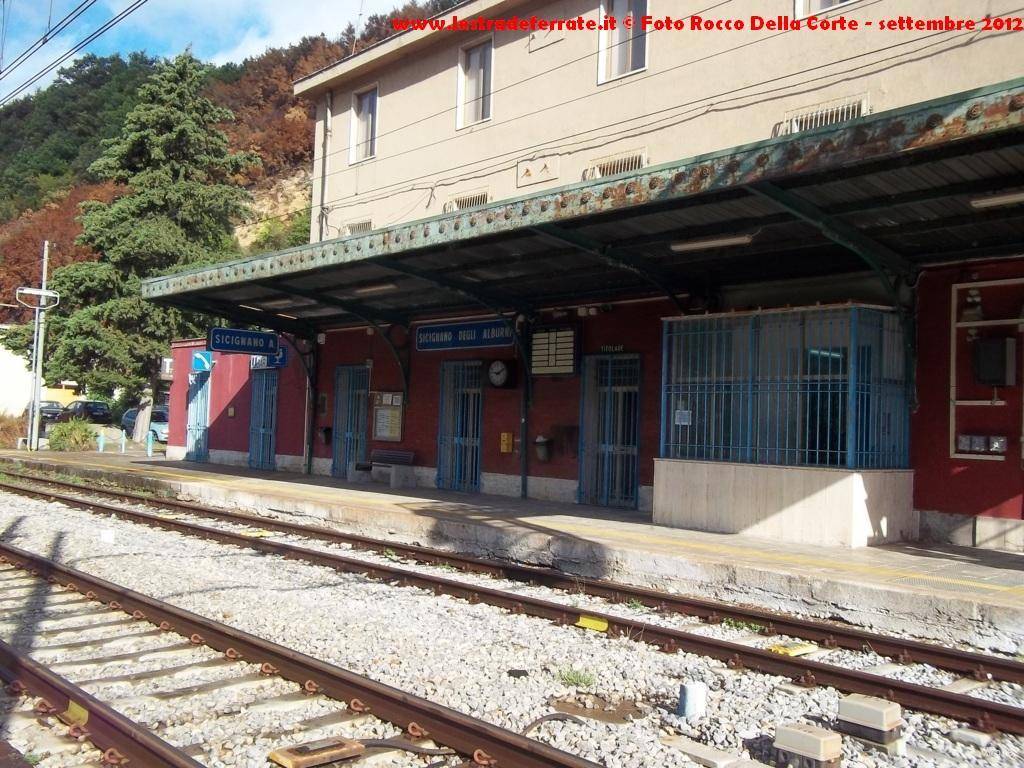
[[0, 490, 1021, 768]]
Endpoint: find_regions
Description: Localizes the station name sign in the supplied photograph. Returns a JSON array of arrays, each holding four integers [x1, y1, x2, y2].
[[415, 319, 514, 351], [207, 327, 279, 354]]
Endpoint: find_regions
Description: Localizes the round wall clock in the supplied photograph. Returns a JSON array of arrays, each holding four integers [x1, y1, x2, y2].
[[488, 359, 514, 388]]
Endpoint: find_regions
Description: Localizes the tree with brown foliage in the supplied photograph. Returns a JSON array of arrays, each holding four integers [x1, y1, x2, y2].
[[0, 183, 119, 324], [207, 36, 347, 185]]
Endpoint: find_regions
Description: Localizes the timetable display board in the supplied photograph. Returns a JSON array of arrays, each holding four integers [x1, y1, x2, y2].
[[372, 391, 404, 442], [531, 327, 576, 375]]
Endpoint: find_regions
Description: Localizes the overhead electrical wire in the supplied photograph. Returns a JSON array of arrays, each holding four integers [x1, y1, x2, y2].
[[0, 0, 12, 72], [0, 0, 100, 83], [302, 0, 739, 172], [0, 0, 150, 106], [262, 0, 938, 219]]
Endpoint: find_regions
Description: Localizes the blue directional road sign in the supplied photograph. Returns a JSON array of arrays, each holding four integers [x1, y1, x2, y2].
[[207, 327, 279, 355], [191, 351, 213, 372]]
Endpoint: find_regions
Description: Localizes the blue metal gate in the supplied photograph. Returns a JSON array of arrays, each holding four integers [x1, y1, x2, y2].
[[437, 361, 483, 492], [185, 371, 211, 462], [659, 307, 908, 469], [578, 355, 641, 508], [248, 369, 278, 470], [332, 365, 370, 478]]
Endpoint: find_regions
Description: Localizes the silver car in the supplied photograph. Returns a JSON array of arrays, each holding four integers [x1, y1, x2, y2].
[[121, 407, 170, 442]]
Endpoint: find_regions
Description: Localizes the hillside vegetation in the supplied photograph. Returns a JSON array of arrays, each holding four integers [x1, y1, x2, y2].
[[0, 0, 459, 324]]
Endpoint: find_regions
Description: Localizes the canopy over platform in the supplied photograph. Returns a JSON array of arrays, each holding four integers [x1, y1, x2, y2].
[[141, 78, 1024, 337]]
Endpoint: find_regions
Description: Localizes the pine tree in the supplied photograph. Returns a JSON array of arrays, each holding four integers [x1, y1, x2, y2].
[[1, 53, 258, 405]]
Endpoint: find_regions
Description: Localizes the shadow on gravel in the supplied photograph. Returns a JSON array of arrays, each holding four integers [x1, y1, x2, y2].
[[741, 734, 775, 764], [0, 519, 66, 738]]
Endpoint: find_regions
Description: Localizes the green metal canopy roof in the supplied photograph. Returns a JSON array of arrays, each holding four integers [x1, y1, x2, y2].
[[141, 78, 1024, 337]]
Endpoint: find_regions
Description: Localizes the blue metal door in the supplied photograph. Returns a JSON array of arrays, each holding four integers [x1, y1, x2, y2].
[[437, 361, 483, 492], [331, 365, 370, 478], [579, 355, 640, 508], [185, 371, 211, 462], [248, 369, 278, 470]]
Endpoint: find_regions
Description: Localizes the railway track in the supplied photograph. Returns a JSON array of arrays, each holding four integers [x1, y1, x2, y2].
[[0, 541, 600, 768], [1, 471, 1022, 738]]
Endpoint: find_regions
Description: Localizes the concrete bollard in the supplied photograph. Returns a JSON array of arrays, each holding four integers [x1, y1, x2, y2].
[[836, 694, 905, 756], [773, 723, 843, 768], [676, 681, 708, 720], [97, 432, 105, 452], [120, 430, 127, 453], [146, 431, 154, 457]]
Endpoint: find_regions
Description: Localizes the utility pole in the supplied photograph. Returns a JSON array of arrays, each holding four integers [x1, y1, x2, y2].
[[30, 241, 49, 451], [32, 242, 50, 450], [17, 242, 58, 452], [351, 0, 365, 55]]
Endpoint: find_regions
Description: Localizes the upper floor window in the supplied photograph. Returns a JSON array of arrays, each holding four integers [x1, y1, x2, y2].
[[459, 38, 492, 127], [797, 0, 858, 16], [600, 0, 647, 83], [351, 86, 378, 163]]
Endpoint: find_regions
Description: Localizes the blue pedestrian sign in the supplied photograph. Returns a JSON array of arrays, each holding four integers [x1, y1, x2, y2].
[[191, 351, 213, 372], [207, 327, 279, 355]]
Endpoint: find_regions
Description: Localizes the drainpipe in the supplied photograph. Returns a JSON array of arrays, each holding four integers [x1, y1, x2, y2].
[[517, 317, 532, 499], [305, 340, 320, 475], [520, 371, 530, 499], [317, 91, 333, 242]]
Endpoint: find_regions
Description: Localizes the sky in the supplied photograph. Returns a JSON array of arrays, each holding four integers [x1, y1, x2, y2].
[[0, 0, 399, 101]]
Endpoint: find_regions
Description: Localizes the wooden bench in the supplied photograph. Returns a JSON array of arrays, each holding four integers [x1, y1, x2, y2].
[[354, 449, 415, 489]]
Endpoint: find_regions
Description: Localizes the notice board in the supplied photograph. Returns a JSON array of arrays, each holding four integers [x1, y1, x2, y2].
[[372, 391, 404, 442]]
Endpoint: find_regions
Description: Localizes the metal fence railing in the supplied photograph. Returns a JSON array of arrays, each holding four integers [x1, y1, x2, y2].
[[661, 306, 908, 469]]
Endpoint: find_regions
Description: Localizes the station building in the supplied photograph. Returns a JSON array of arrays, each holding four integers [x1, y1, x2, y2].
[[146, 0, 1024, 551]]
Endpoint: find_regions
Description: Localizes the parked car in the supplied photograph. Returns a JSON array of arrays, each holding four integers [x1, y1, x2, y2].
[[37, 401, 64, 421], [121, 407, 169, 443], [120, 408, 137, 434], [56, 400, 112, 424]]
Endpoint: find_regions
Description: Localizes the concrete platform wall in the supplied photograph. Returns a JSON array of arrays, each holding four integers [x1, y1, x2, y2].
[[919, 509, 1024, 553], [3, 452, 1018, 652], [653, 459, 917, 548], [170, 446, 655, 510]]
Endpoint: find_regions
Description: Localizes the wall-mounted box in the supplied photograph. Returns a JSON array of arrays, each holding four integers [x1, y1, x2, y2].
[[956, 434, 1007, 454], [973, 337, 1016, 387]]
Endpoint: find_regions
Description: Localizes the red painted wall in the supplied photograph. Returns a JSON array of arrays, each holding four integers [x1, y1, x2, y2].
[[168, 340, 203, 448], [168, 339, 307, 459], [274, 346, 309, 457], [309, 300, 671, 486], [913, 260, 1024, 520], [170, 299, 671, 493]]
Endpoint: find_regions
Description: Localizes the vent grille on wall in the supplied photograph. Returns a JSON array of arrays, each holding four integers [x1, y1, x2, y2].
[[443, 191, 490, 213], [344, 220, 373, 235], [779, 94, 869, 136], [583, 149, 647, 180]]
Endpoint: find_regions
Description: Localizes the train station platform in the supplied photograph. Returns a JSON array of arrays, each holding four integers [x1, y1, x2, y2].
[[0, 449, 1021, 654]]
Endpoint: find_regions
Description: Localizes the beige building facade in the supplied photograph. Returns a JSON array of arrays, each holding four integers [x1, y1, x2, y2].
[[296, 0, 1023, 240], [148, 0, 1024, 549]]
